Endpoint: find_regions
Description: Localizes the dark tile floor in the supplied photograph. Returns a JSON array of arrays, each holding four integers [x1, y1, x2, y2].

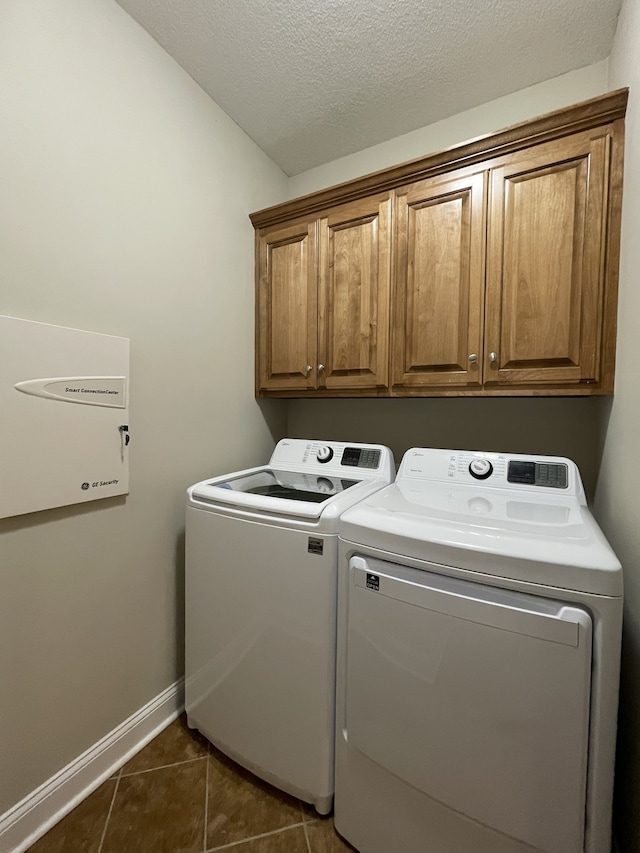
[[28, 715, 355, 853]]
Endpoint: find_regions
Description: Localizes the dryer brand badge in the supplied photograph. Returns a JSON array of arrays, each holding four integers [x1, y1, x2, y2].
[[366, 573, 380, 591]]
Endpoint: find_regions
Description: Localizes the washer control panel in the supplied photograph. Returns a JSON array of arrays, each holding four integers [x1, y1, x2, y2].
[[269, 439, 394, 481], [313, 444, 381, 469], [341, 447, 381, 469]]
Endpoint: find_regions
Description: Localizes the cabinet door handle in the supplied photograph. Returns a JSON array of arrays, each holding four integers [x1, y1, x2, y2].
[[318, 363, 325, 372], [468, 353, 477, 363], [489, 352, 497, 363], [305, 364, 312, 376]]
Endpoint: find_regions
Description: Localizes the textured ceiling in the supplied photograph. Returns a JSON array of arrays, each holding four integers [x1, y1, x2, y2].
[[114, 0, 621, 175]]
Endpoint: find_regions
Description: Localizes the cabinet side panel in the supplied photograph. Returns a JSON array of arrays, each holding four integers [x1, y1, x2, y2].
[[580, 134, 609, 384]]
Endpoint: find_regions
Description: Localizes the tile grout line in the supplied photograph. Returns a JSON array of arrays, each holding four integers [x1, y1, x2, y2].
[[298, 798, 313, 853], [96, 774, 120, 853], [120, 754, 208, 778], [205, 821, 307, 852], [203, 752, 210, 852], [302, 816, 313, 853]]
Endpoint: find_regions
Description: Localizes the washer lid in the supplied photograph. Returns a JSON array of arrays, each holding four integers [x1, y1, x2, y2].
[[339, 480, 622, 597], [191, 467, 363, 519], [187, 440, 395, 526]]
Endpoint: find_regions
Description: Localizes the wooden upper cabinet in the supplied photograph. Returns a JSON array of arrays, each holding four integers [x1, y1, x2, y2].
[[318, 194, 392, 390], [485, 127, 615, 389], [256, 219, 317, 392], [256, 197, 391, 395], [251, 90, 626, 398], [393, 171, 486, 390]]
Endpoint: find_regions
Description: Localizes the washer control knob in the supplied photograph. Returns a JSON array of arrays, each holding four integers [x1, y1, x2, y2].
[[469, 458, 493, 480], [317, 445, 334, 464]]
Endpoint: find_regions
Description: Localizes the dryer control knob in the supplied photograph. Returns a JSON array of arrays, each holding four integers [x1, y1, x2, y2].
[[317, 446, 334, 464], [469, 458, 493, 480]]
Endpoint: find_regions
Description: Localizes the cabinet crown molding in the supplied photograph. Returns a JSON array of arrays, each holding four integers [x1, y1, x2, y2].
[[250, 88, 628, 229]]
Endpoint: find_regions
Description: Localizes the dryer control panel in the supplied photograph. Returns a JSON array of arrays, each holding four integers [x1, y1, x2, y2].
[[507, 460, 568, 489], [399, 448, 580, 497]]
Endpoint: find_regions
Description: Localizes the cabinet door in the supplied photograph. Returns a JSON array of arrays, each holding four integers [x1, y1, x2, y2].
[[256, 220, 317, 392], [485, 129, 610, 386], [317, 194, 392, 391], [392, 171, 486, 390]]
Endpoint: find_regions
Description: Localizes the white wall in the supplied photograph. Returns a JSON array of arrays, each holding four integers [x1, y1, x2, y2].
[[287, 62, 611, 499], [596, 1, 640, 849], [0, 0, 287, 815]]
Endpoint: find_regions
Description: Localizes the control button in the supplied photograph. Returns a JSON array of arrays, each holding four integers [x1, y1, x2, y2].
[[534, 462, 568, 489], [359, 449, 380, 469], [469, 458, 493, 480], [317, 446, 334, 464]]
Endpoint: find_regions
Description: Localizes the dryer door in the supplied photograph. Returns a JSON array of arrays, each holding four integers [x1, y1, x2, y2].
[[345, 556, 592, 853]]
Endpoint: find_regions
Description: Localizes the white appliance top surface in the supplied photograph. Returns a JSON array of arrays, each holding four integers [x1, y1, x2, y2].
[[339, 447, 622, 597], [187, 439, 395, 528]]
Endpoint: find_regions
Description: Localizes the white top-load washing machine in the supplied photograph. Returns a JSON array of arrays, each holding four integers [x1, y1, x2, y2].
[[185, 438, 394, 814], [335, 447, 622, 853]]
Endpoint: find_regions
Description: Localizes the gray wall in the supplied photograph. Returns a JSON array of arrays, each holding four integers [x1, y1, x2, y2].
[[0, 0, 287, 815], [288, 397, 606, 498], [595, 1, 640, 849]]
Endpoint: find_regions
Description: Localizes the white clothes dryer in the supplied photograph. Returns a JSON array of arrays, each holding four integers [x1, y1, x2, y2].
[[185, 438, 394, 814], [335, 447, 622, 853]]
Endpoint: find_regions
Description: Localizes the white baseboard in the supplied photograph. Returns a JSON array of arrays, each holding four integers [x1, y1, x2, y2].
[[0, 678, 184, 853]]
